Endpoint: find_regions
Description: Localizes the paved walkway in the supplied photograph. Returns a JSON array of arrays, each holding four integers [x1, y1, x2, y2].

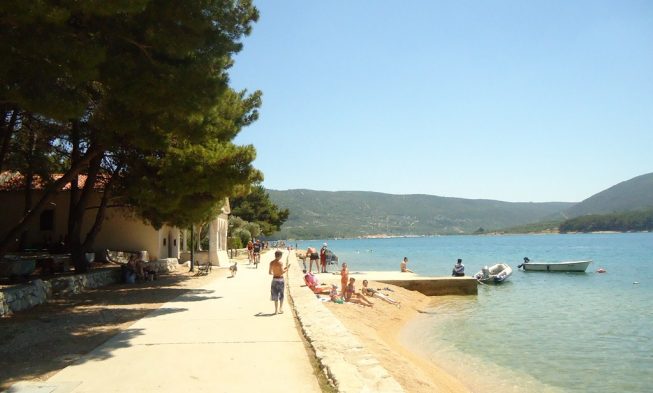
[[10, 250, 321, 393]]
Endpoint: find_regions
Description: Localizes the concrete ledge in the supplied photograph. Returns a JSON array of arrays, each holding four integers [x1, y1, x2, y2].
[[317, 271, 478, 296], [377, 277, 478, 296], [287, 254, 404, 393]]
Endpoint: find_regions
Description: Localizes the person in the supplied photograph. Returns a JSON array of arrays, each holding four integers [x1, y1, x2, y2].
[[246, 240, 254, 263], [344, 277, 373, 307], [303, 270, 330, 294], [329, 284, 343, 303], [269, 250, 289, 314], [361, 280, 400, 306], [306, 246, 318, 273], [296, 250, 307, 271], [340, 262, 349, 297], [400, 257, 413, 273], [319, 243, 328, 273], [127, 254, 145, 280], [452, 258, 465, 276], [253, 240, 262, 267], [518, 257, 530, 269]]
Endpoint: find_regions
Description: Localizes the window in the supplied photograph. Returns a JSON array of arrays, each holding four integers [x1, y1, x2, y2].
[[163, 238, 167, 246], [40, 210, 54, 231]]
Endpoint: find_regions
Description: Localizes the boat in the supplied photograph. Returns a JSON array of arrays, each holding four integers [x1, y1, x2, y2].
[[519, 260, 592, 272], [474, 263, 513, 284]]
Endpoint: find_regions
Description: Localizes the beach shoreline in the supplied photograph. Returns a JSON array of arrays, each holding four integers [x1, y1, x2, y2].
[[311, 275, 471, 392]]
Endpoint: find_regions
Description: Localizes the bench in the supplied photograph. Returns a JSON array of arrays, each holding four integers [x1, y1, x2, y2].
[[195, 259, 211, 276]]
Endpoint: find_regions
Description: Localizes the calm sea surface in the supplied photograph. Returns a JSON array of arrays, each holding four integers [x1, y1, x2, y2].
[[296, 233, 653, 393]]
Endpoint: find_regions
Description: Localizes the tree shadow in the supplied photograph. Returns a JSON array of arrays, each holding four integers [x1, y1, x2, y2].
[[0, 305, 187, 389], [0, 272, 221, 390]]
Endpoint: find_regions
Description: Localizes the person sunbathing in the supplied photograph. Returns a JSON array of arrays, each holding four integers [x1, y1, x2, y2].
[[303, 270, 330, 294], [361, 280, 400, 306], [344, 278, 373, 307]]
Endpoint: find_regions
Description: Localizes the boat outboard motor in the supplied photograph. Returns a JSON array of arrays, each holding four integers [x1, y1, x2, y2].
[[518, 257, 530, 269], [482, 266, 490, 280]]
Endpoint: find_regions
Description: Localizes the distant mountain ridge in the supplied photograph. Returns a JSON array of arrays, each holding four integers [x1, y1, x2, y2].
[[564, 172, 653, 218], [266, 172, 653, 239], [267, 189, 574, 239]]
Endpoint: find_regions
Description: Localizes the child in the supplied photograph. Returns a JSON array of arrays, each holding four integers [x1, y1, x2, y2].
[[330, 284, 343, 303], [340, 262, 349, 298], [345, 277, 373, 307]]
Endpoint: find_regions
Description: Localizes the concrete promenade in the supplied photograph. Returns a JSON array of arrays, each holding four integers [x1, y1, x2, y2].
[[9, 250, 321, 393]]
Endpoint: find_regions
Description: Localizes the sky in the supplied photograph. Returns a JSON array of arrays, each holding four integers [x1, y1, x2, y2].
[[229, 0, 653, 203]]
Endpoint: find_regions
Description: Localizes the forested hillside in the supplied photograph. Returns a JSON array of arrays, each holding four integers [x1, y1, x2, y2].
[[564, 172, 653, 218], [267, 189, 573, 239], [559, 210, 653, 233]]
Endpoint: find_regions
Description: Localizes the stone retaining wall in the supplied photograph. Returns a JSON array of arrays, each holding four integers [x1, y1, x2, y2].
[[0, 268, 120, 317], [148, 258, 179, 273], [287, 254, 404, 393]]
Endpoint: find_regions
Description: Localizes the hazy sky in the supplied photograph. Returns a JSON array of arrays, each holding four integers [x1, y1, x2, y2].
[[230, 1, 653, 203]]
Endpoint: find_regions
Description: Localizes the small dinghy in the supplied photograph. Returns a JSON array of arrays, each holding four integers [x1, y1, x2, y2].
[[474, 263, 513, 284]]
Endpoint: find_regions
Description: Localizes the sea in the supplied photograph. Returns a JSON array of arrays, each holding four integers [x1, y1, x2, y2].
[[296, 233, 653, 393]]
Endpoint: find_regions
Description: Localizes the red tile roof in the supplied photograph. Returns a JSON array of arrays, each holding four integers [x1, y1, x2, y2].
[[0, 171, 107, 192]]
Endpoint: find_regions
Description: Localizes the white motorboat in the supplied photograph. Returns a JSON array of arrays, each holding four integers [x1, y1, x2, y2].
[[474, 263, 513, 284], [520, 260, 592, 272]]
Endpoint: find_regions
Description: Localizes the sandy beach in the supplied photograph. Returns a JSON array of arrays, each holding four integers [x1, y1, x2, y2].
[[311, 275, 471, 393]]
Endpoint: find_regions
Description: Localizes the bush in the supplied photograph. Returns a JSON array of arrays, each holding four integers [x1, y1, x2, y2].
[[228, 236, 243, 249], [232, 227, 251, 245]]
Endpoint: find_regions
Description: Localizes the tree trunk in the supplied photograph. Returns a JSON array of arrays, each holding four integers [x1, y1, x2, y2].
[[82, 164, 120, 252], [67, 121, 81, 242], [18, 128, 37, 250], [0, 147, 102, 258], [68, 153, 103, 273], [0, 109, 18, 173]]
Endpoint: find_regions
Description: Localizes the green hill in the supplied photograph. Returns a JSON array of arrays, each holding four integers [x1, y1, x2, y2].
[[267, 189, 573, 239], [564, 172, 653, 218]]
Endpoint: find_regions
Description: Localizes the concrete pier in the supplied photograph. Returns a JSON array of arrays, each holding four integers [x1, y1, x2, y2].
[[317, 271, 478, 296], [376, 277, 478, 296]]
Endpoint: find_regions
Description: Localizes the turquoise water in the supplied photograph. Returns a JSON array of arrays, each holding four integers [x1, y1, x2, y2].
[[297, 233, 653, 393]]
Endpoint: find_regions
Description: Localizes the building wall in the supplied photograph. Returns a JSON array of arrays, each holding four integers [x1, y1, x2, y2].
[[81, 205, 161, 260], [1, 190, 226, 263], [0, 191, 71, 251], [157, 226, 180, 260]]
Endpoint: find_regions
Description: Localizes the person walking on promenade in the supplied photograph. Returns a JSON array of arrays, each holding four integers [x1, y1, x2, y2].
[[269, 250, 289, 314], [452, 258, 465, 276], [306, 246, 318, 273], [400, 257, 413, 273], [319, 243, 328, 273]]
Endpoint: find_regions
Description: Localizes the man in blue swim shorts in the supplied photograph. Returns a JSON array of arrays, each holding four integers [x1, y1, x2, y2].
[[269, 250, 289, 314]]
